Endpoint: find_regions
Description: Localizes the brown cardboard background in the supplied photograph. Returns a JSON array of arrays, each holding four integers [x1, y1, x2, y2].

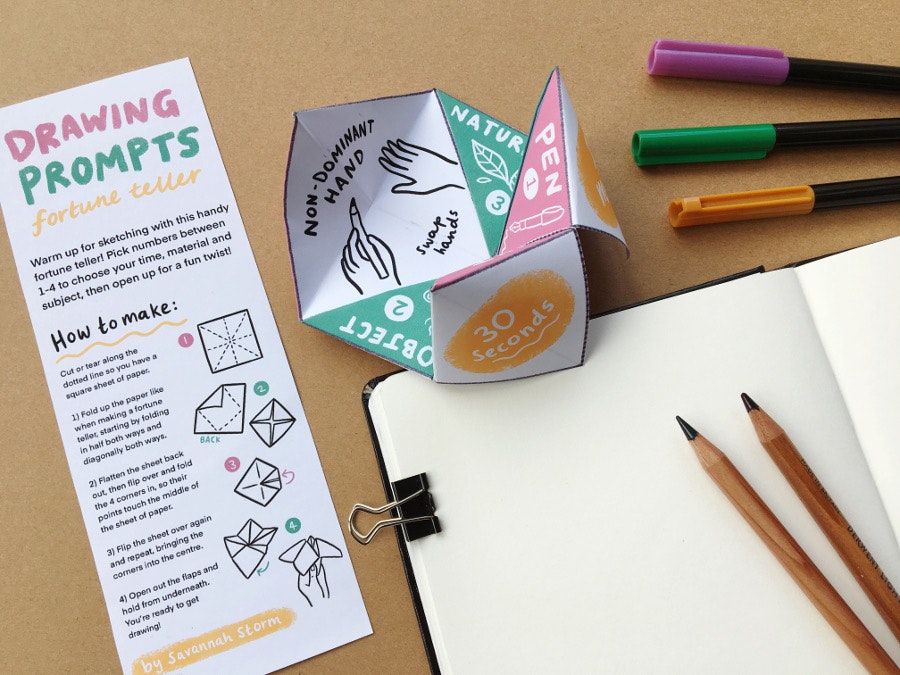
[[0, 2, 896, 672]]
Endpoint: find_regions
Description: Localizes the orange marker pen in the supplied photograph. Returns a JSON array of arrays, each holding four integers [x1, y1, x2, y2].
[[669, 176, 899, 227]]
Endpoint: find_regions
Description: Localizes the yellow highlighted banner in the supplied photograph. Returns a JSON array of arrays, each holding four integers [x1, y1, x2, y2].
[[131, 608, 295, 674], [55, 318, 187, 363]]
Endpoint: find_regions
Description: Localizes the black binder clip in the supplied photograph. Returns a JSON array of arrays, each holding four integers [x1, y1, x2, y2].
[[348, 473, 441, 545]]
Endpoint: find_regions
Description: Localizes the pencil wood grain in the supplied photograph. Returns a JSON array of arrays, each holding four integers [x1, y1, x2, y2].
[[742, 393, 900, 645], [677, 416, 899, 674]]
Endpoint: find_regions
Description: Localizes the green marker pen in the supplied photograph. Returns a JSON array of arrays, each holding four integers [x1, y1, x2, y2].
[[632, 117, 900, 166]]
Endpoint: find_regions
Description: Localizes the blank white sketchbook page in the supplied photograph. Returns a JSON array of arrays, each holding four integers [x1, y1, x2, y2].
[[368, 258, 900, 674], [798, 235, 900, 545]]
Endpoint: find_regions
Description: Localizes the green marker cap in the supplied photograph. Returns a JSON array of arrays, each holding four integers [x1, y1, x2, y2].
[[632, 123, 777, 166]]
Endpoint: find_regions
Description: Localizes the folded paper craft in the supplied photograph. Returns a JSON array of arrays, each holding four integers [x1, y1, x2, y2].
[[284, 69, 627, 383], [194, 383, 246, 434], [224, 518, 278, 579]]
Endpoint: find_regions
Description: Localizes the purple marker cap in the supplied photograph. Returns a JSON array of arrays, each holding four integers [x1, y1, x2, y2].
[[647, 39, 790, 85]]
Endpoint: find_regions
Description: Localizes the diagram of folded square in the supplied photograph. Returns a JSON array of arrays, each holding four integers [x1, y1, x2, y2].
[[194, 384, 246, 434], [224, 518, 277, 578], [234, 458, 282, 506], [249, 399, 296, 447], [198, 309, 263, 373]]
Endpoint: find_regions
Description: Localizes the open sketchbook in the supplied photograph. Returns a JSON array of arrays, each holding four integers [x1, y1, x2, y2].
[[363, 235, 900, 673]]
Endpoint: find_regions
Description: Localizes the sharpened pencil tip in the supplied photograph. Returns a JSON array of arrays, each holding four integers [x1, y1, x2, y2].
[[676, 415, 698, 441], [741, 392, 759, 412]]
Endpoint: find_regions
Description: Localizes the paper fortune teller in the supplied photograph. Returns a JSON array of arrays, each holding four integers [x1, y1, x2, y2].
[[285, 69, 626, 383]]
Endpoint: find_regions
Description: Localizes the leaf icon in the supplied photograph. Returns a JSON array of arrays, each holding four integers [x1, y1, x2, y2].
[[472, 140, 515, 190]]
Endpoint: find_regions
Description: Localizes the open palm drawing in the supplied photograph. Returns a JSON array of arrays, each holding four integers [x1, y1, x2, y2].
[[379, 139, 464, 195]]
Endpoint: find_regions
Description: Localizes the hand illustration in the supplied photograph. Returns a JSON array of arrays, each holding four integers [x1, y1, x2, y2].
[[297, 560, 330, 607], [340, 197, 400, 295], [279, 536, 344, 608], [379, 139, 464, 195]]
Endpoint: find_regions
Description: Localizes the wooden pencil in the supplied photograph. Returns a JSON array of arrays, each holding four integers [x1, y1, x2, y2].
[[676, 416, 898, 673], [741, 393, 900, 643]]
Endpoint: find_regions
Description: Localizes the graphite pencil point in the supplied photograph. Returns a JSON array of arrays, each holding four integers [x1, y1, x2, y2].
[[675, 415, 698, 441], [740, 392, 759, 412]]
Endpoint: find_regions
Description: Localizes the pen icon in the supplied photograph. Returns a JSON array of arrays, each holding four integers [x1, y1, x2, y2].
[[508, 205, 566, 233]]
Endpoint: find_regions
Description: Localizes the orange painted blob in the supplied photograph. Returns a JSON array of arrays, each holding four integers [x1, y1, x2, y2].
[[576, 126, 618, 228], [444, 270, 575, 374]]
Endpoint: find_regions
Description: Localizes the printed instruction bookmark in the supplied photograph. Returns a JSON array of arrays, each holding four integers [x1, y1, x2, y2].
[[0, 59, 371, 674]]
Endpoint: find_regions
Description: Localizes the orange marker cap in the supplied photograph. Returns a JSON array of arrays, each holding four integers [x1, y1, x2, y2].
[[669, 185, 815, 227]]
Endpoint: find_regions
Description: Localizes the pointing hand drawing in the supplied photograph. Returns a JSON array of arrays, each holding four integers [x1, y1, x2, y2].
[[379, 139, 464, 195], [340, 197, 400, 295]]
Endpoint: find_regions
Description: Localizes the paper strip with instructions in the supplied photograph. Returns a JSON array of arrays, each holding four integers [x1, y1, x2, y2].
[[0, 59, 371, 674]]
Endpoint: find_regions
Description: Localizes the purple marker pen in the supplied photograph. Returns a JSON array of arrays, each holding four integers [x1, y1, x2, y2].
[[647, 39, 899, 92]]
